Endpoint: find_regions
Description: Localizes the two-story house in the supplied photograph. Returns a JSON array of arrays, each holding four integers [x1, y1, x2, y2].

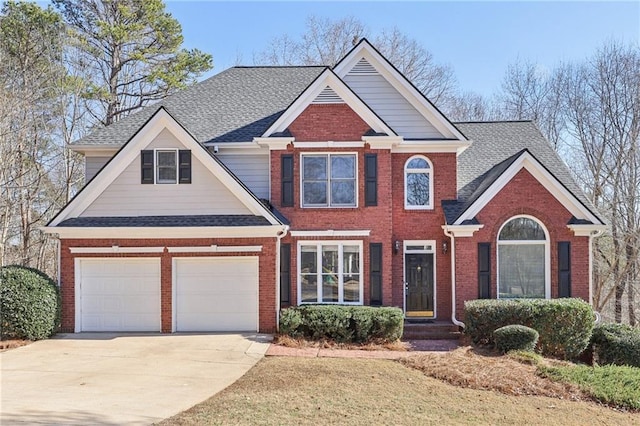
[[43, 39, 605, 334]]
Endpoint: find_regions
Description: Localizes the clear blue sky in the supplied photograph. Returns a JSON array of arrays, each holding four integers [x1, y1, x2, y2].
[[165, 1, 640, 98]]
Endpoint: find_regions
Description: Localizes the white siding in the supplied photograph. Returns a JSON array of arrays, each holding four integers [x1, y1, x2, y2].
[[81, 129, 252, 217], [343, 72, 445, 139], [215, 153, 269, 199], [85, 156, 111, 182]]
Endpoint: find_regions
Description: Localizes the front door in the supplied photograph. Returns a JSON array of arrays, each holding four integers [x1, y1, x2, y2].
[[405, 252, 435, 317]]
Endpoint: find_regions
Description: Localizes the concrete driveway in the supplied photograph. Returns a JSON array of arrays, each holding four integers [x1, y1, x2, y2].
[[0, 333, 271, 425]]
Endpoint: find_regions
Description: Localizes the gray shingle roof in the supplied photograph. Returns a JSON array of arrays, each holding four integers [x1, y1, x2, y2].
[[444, 121, 602, 224], [57, 215, 271, 227], [75, 66, 326, 146]]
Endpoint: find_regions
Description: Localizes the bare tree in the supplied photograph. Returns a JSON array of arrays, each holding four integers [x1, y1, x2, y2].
[[559, 41, 640, 324], [254, 16, 457, 109]]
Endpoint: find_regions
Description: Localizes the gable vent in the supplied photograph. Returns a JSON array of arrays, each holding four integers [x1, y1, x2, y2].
[[348, 58, 378, 75], [312, 86, 344, 104]]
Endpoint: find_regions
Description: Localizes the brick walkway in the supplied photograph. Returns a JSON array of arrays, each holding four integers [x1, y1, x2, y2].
[[265, 339, 459, 359]]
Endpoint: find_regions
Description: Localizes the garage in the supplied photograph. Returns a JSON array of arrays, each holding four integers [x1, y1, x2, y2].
[[76, 258, 161, 332], [174, 257, 259, 332]]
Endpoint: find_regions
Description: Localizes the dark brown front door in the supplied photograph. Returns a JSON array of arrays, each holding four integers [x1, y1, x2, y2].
[[405, 253, 434, 317]]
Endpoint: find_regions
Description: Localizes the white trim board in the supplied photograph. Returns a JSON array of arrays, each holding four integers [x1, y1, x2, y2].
[[290, 230, 371, 237], [167, 245, 263, 253], [47, 107, 281, 227], [42, 225, 284, 239], [454, 151, 603, 226], [262, 69, 395, 138]]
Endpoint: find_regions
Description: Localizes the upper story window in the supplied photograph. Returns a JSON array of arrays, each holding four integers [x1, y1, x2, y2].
[[141, 149, 191, 185], [301, 154, 356, 207], [404, 155, 433, 209], [497, 215, 550, 299], [156, 150, 178, 184]]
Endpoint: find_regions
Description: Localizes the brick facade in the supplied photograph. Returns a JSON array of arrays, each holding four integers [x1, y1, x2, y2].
[[454, 168, 591, 318], [288, 104, 372, 142], [59, 237, 277, 333]]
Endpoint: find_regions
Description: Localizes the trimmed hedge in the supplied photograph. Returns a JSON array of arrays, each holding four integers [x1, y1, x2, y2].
[[279, 305, 403, 343], [0, 265, 61, 340], [494, 324, 539, 353], [591, 322, 640, 367], [464, 298, 594, 359]]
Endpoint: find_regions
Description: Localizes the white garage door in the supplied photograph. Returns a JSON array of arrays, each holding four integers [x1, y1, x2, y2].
[[174, 257, 259, 332], [77, 258, 161, 332]]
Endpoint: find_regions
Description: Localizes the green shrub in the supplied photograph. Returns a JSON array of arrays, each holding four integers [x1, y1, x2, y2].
[[591, 322, 640, 367], [0, 265, 60, 340], [464, 298, 594, 359], [279, 305, 403, 343], [494, 324, 539, 353]]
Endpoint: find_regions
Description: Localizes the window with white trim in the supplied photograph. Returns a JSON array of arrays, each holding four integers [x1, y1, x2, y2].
[[298, 242, 362, 304], [404, 155, 433, 209], [302, 154, 356, 207], [497, 216, 549, 299], [156, 150, 177, 184]]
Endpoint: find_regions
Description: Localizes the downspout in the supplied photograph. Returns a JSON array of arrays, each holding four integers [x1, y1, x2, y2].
[[275, 226, 289, 332], [589, 228, 605, 324], [443, 227, 465, 329]]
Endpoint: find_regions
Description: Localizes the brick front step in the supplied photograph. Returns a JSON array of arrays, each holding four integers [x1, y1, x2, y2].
[[402, 321, 462, 340]]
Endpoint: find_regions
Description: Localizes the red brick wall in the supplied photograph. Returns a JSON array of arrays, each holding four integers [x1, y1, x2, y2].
[[59, 237, 277, 333], [288, 104, 372, 141], [271, 140, 458, 319], [454, 168, 592, 318], [391, 153, 458, 320]]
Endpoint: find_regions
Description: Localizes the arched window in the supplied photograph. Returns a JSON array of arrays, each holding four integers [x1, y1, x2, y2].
[[404, 156, 433, 209], [497, 215, 550, 299]]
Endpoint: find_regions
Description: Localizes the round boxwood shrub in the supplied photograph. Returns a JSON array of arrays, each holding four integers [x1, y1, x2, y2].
[[494, 324, 539, 353], [591, 322, 640, 367], [0, 265, 60, 340]]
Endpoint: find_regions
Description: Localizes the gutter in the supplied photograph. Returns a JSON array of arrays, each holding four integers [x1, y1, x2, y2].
[[443, 227, 465, 329], [275, 225, 289, 332]]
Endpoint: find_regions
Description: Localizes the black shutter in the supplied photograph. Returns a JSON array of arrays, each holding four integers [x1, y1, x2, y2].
[[141, 150, 154, 184], [280, 243, 291, 305], [364, 154, 377, 206], [370, 243, 383, 305], [558, 241, 571, 298], [281, 154, 294, 207], [478, 243, 491, 299], [178, 150, 191, 184]]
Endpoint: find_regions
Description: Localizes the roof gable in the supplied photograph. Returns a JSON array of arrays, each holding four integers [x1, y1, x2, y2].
[[333, 39, 467, 141], [453, 149, 604, 226], [48, 107, 282, 227], [262, 68, 395, 138]]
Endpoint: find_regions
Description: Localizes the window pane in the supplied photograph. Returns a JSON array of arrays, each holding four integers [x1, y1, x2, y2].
[[499, 217, 546, 240], [301, 274, 317, 303], [322, 275, 339, 302], [303, 182, 327, 205], [158, 167, 176, 182], [157, 151, 176, 167], [406, 172, 430, 206], [331, 180, 355, 205], [331, 155, 355, 178], [322, 246, 338, 273], [342, 246, 359, 275], [499, 244, 545, 298], [343, 275, 360, 302], [303, 156, 327, 179], [300, 246, 317, 273], [407, 157, 429, 169]]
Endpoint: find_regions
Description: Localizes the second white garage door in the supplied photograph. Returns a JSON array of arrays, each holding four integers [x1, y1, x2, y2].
[[174, 257, 259, 332]]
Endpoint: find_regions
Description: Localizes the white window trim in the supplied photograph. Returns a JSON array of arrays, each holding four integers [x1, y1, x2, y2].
[[155, 148, 179, 185], [496, 215, 551, 299], [404, 155, 434, 210], [297, 240, 363, 305], [402, 240, 437, 319], [300, 152, 358, 208]]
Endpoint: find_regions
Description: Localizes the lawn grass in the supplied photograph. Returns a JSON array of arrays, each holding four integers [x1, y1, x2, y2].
[[539, 364, 640, 410], [160, 357, 639, 425]]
